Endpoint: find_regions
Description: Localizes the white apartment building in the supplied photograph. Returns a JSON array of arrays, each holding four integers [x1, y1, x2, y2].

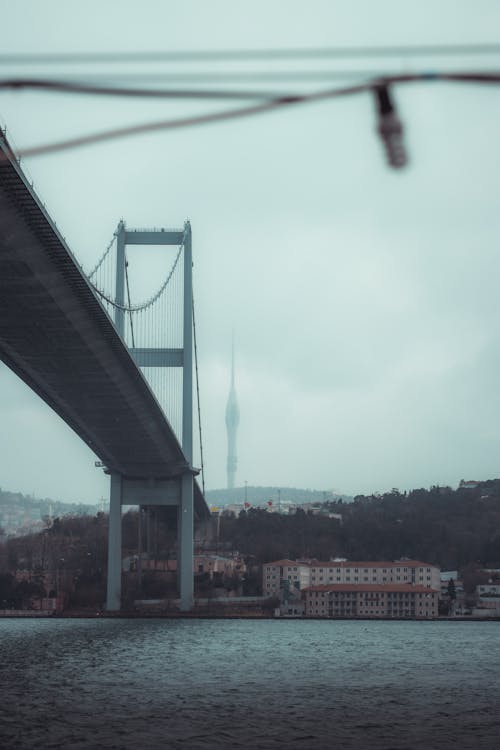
[[263, 559, 311, 595], [263, 559, 441, 597]]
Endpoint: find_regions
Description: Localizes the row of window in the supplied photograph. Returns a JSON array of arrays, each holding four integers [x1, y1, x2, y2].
[[269, 574, 429, 583], [267, 566, 433, 573], [308, 573, 431, 583], [308, 566, 432, 573], [307, 610, 434, 616]]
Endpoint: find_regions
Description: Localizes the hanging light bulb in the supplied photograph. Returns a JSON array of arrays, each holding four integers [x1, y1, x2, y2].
[[374, 84, 407, 169]]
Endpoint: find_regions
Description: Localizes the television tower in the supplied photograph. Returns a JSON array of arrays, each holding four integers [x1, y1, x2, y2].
[[225, 337, 239, 489]]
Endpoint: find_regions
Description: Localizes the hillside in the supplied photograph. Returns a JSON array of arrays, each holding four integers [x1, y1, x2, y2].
[[0, 488, 96, 536], [205, 486, 352, 507], [219, 481, 500, 570]]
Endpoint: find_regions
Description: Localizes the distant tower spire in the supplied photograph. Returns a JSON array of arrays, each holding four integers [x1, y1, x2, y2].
[[225, 334, 239, 490]]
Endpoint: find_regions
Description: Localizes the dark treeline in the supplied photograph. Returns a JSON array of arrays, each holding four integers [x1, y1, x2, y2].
[[220, 481, 500, 570], [0, 510, 175, 608]]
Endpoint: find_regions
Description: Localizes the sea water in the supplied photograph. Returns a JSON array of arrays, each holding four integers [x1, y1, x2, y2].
[[0, 618, 499, 749]]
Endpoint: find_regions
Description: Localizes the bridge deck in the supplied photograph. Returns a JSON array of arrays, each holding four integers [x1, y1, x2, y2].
[[0, 134, 208, 519]]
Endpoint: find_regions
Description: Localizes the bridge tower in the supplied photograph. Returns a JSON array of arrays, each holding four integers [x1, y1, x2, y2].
[[225, 337, 239, 489], [105, 220, 196, 612]]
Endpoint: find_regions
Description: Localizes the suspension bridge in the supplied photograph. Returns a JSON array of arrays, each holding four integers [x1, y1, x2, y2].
[[0, 130, 209, 611]]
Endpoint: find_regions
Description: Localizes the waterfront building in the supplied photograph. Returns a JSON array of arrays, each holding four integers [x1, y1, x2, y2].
[[263, 558, 441, 597], [304, 583, 439, 618], [477, 583, 500, 596]]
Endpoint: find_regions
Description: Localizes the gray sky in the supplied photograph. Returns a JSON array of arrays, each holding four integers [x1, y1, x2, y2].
[[1, 0, 500, 503]]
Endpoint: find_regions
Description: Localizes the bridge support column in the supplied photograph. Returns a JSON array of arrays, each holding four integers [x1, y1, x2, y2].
[[106, 473, 123, 611], [178, 472, 194, 611]]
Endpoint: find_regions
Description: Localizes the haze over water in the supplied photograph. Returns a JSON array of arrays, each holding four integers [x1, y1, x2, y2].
[[1, 618, 499, 749]]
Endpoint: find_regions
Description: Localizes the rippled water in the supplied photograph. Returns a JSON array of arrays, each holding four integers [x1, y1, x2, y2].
[[0, 618, 499, 749]]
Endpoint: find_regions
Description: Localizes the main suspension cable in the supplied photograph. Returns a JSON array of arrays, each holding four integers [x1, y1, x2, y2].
[[192, 292, 205, 496], [90, 244, 183, 312], [124, 252, 135, 347], [87, 230, 116, 280]]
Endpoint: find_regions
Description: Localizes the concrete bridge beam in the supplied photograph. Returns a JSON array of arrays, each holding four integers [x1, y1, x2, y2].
[[179, 472, 194, 611], [106, 473, 123, 611]]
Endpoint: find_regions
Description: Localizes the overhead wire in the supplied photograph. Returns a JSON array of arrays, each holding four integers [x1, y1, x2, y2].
[[2, 42, 500, 64], [1, 71, 500, 160], [0, 78, 285, 100], [2, 71, 500, 99]]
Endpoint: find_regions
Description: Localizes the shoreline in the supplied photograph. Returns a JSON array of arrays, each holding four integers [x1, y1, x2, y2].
[[1, 611, 499, 622]]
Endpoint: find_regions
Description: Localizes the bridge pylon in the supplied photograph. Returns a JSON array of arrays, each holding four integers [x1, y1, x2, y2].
[[105, 221, 195, 612]]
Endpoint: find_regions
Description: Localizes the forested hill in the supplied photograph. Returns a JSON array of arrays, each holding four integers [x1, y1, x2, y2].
[[219, 481, 500, 570], [206, 486, 352, 506]]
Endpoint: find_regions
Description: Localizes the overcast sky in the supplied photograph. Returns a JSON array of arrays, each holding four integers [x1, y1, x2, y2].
[[1, 1, 500, 503]]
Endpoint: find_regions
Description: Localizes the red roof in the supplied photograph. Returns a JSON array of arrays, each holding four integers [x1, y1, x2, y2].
[[304, 584, 438, 594], [266, 559, 436, 569], [264, 559, 300, 567]]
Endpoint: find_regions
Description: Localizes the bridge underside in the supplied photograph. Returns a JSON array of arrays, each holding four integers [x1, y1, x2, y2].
[[0, 137, 208, 521]]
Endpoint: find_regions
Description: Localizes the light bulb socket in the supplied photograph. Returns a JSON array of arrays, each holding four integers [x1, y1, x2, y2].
[[374, 84, 408, 169]]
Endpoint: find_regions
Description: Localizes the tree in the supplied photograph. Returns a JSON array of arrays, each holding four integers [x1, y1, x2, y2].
[[0, 572, 15, 608], [12, 579, 45, 609], [447, 579, 456, 600]]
